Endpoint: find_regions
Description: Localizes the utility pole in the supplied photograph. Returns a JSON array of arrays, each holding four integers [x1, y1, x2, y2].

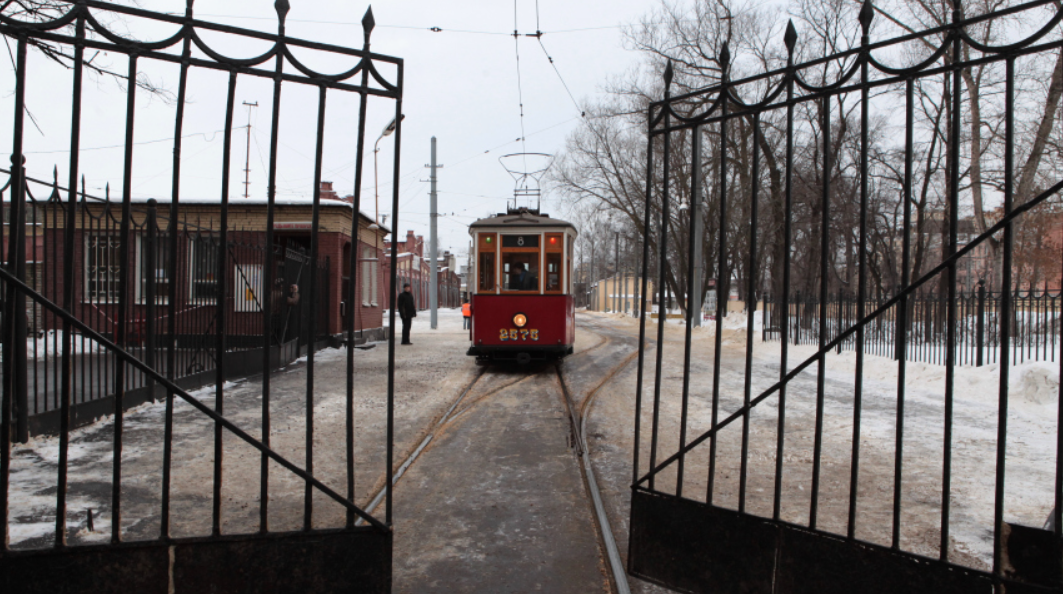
[[428, 137, 442, 329], [614, 231, 620, 313], [691, 131, 705, 327], [590, 240, 596, 311], [242, 101, 257, 199], [620, 239, 625, 316]]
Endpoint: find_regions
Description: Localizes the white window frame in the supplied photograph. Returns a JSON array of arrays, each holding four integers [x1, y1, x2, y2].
[[360, 247, 379, 307]]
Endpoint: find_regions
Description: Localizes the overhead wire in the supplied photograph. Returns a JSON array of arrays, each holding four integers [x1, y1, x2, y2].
[[189, 13, 624, 36], [24, 127, 236, 154], [536, 37, 585, 117], [513, 0, 528, 174]]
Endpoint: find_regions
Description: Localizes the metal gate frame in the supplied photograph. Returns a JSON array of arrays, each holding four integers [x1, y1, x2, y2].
[[0, 1, 404, 592], [630, 1, 1063, 592]]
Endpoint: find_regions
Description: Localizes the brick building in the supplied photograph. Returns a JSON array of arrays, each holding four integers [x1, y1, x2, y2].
[[33, 181, 388, 343]]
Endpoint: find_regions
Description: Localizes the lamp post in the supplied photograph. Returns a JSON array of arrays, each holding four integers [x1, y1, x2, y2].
[[374, 114, 404, 224]]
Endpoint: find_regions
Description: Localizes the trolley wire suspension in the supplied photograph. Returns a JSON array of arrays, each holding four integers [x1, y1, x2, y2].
[[513, 0, 529, 174]]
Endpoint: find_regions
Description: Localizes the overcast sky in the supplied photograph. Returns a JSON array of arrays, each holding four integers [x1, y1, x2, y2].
[[0, 0, 656, 258]]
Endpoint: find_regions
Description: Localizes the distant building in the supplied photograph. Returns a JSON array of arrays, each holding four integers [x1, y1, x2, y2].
[[590, 275, 653, 314], [382, 230, 461, 309]]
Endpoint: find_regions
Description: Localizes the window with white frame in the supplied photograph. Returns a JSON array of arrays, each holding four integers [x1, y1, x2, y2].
[[85, 233, 172, 304], [189, 234, 221, 303], [361, 247, 378, 307]]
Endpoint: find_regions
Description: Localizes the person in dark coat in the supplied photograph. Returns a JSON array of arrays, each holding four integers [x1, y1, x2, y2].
[[397, 283, 416, 345], [511, 262, 537, 291]]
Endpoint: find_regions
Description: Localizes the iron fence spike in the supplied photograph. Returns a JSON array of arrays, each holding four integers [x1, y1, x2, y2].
[[859, 0, 874, 33], [784, 20, 797, 53], [362, 6, 376, 38], [275, 0, 290, 24], [663, 60, 674, 88]]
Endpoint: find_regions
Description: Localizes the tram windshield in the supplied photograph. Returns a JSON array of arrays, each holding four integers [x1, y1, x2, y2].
[[502, 254, 539, 291]]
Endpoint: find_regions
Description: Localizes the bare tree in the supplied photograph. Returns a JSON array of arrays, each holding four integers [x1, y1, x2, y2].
[[2, 0, 175, 101]]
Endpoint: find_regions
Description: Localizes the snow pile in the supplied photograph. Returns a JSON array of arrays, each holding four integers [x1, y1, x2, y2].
[[1011, 361, 1059, 406], [10, 330, 106, 356], [761, 340, 1061, 416]]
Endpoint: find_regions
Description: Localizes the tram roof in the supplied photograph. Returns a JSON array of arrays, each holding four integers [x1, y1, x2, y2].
[[468, 210, 575, 231]]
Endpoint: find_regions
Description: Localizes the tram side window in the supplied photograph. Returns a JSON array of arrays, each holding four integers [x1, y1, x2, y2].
[[479, 252, 495, 292], [502, 253, 539, 291], [567, 240, 573, 294], [545, 253, 562, 292]]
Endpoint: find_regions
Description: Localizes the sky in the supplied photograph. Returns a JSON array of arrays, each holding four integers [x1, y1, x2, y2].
[[0, 0, 657, 259]]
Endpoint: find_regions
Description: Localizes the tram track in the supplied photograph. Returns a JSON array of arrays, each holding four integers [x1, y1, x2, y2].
[[555, 328, 641, 594], [359, 325, 616, 520], [358, 329, 614, 527], [364, 319, 641, 594]]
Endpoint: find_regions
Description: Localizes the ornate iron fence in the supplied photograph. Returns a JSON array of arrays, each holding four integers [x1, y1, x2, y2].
[[0, 1, 403, 591], [630, 1, 1063, 592]]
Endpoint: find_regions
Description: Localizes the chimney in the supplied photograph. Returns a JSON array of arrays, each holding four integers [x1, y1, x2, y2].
[[319, 181, 339, 201], [406, 230, 416, 251]]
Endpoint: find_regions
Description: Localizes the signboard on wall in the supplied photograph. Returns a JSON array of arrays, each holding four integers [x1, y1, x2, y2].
[[274, 222, 313, 230], [235, 264, 263, 312]]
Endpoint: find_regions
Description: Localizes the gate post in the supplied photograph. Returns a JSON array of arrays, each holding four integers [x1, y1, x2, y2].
[[976, 278, 985, 367], [836, 291, 843, 354], [7, 156, 30, 443], [145, 200, 158, 397]]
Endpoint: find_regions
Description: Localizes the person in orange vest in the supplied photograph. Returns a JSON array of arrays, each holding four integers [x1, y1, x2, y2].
[[461, 300, 471, 330]]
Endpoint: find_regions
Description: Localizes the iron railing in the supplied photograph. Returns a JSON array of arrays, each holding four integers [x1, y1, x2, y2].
[[764, 284, 1063, 367]]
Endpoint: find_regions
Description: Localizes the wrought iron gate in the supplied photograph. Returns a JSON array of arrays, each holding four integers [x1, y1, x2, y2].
[[0, 1, 403, 592], [630, 1, 1063, 592]]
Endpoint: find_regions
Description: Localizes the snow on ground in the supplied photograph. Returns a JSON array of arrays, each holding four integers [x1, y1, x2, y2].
[[756, 335, 1059, 563], [7, 310, 477, 549], [581, 309, 1058, 569], [7, 382, 233, 546]]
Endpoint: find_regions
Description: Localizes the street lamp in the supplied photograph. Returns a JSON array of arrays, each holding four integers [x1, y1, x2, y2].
[[374, 114, 405, 224]]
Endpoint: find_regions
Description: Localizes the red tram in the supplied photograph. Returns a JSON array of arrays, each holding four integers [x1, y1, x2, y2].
[[466, 207, 577, 364]]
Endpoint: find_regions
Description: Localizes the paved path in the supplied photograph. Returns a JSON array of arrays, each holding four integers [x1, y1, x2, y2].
[[392, 367, 609, 593]]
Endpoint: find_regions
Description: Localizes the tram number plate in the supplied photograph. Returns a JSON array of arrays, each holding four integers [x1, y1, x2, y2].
[[499, 328, 539, 342]]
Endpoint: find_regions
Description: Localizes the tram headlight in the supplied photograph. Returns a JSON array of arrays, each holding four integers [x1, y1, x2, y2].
[[513, 313, 528, 328]]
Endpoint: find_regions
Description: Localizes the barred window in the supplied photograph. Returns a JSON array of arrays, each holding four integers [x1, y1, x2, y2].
[[85, 235, 123, 303]]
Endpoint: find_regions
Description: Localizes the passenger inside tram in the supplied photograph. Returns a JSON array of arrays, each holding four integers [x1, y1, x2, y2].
[[505, 260, 538, 291]]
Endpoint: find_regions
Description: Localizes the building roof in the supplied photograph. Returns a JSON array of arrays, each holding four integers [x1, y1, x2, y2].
[[35, 195, 390, 233]]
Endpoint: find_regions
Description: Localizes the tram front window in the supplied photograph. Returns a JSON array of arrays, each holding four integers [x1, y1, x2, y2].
[[502, 254, 539, 291]]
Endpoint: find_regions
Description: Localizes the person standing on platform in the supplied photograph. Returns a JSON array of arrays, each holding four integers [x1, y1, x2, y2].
[[461, 299, 471, 330], [398, 283, 417, 345]]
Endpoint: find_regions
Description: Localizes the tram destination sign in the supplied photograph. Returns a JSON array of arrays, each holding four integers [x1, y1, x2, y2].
[[502, 235, 540, 248]]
